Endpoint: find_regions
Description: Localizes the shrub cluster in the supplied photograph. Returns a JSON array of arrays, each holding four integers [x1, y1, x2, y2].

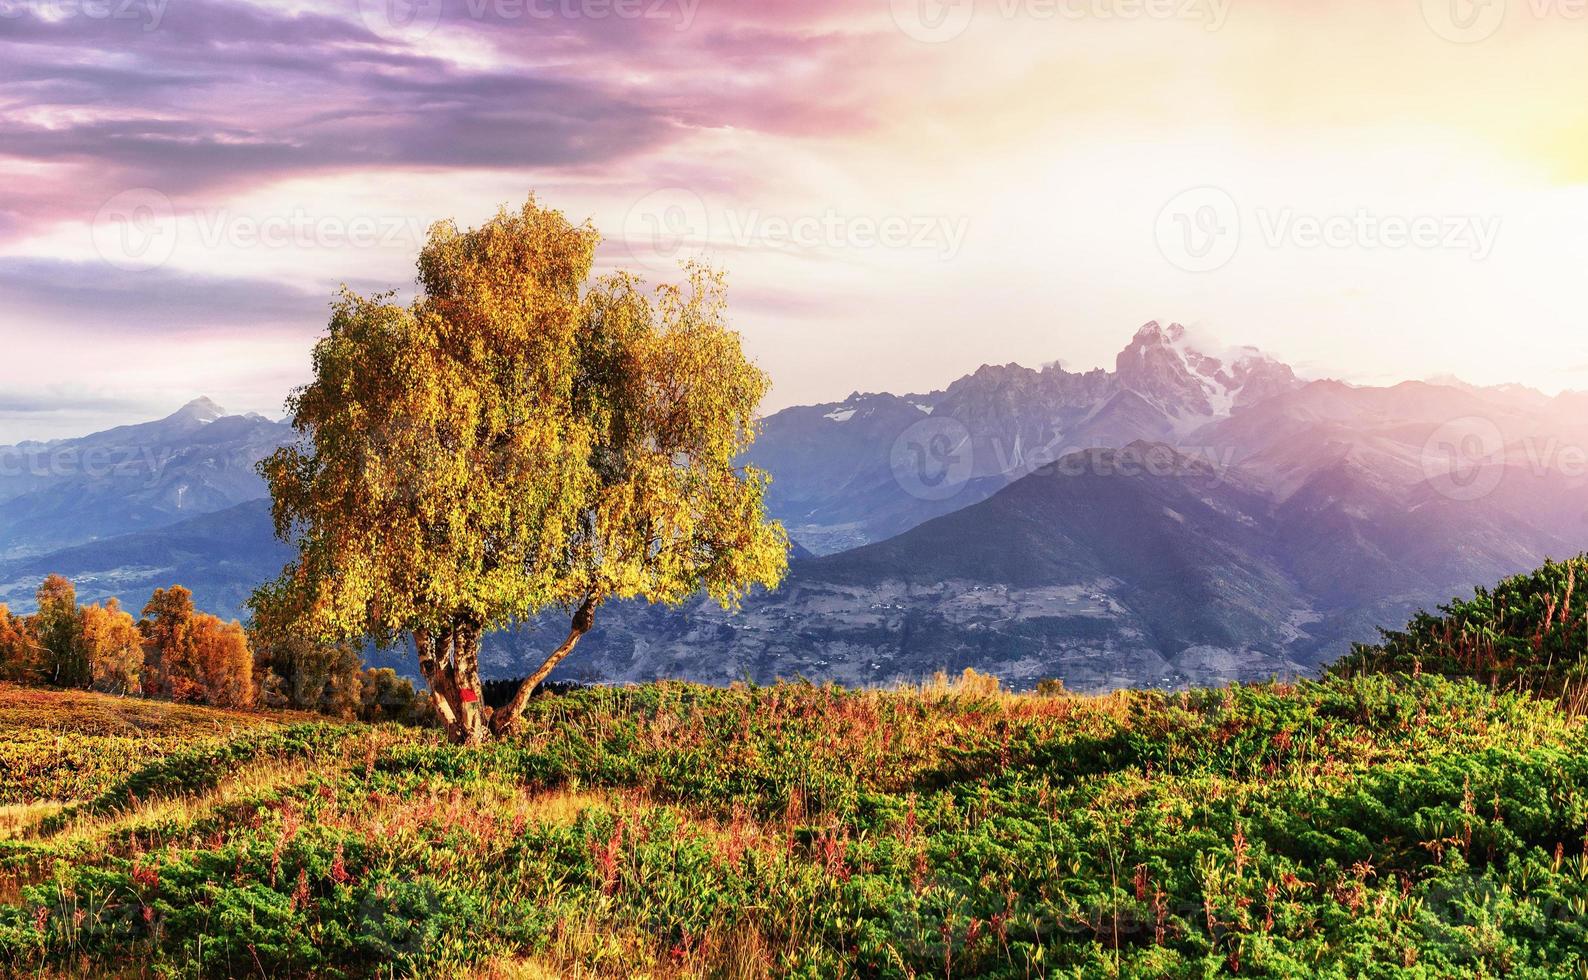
[[1335, 554, 1588, 709]]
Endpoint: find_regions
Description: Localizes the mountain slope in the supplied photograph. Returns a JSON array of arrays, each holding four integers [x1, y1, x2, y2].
[[8, 330, 1586, 695], [0, 499, 290, 620], [0, 399, 293, 559], [503, 417, 1588, 692], [494, 444, 1317, 691]]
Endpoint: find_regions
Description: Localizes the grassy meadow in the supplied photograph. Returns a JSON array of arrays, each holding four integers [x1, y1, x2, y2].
[[3, 669, 1588, 978]]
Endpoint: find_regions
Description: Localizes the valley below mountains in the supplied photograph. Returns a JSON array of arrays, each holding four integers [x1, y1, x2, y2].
[[5, 321, 1586, 691]]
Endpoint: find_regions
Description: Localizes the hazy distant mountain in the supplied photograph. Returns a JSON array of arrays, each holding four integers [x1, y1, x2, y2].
[[0, 499, 289, 620], [748, 321, 1302, 553], [475, 444, 1303, 690], [0, 398, 293, 559], [1185, 376, 1588, 647]]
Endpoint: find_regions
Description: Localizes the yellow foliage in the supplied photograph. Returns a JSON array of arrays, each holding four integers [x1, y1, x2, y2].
[[141, 586, 253, 708], [256, 196, 788, 741], [78, 598, 144, 695]]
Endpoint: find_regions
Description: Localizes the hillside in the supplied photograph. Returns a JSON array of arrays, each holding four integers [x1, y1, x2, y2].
[[0, 399, 292, 560], [495, 435, 1585, 692], [16, 434, 1584, 695], [0, 499, 290, 621], [2, 676, 1588, 977], [1336, 555, 1588, 707]]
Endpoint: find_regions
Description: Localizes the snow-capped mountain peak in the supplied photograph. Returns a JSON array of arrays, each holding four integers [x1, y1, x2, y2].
[[1115, 322, 1298, 425], [167, 396, 227, 426]]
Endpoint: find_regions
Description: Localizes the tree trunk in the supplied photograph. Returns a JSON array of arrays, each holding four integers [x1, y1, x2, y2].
[[415, 621, 491, 745], [491, 595, 598, 738]]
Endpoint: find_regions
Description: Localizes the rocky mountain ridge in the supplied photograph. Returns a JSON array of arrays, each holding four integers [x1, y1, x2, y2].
[[748, 320, 1302, 553]]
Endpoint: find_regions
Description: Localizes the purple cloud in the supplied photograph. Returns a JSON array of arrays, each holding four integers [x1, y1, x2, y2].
[[0, 257, 328, 332]]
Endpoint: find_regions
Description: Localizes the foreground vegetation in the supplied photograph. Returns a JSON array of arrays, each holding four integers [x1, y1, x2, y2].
[[5, 557, 1588, 976], [3, 666, 1587, 978], [1337, 556, 1588, 710]]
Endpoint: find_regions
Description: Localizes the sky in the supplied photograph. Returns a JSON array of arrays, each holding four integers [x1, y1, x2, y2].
[[2, 0, 1588, 441]]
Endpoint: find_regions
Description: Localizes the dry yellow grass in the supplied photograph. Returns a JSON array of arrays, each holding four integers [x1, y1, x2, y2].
[[0, 801, 63, 841], [0, 681, 315, 736], [474, 914, 776, 980], [912, 667, 1003, 699], [0, 753, 325, 910], [35, 755, 317, 843]]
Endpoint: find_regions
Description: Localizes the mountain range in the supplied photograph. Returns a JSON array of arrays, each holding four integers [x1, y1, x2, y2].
[[747, 322, 1304, 553], [3, 322, 1584, 691], [0, 397, 291, 559]]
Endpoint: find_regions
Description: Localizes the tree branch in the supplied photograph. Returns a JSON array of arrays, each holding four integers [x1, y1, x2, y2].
[[491, 594, 599, 736]]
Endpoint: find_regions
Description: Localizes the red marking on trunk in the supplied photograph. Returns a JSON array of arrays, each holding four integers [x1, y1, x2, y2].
[[459, 689, 479, 704]]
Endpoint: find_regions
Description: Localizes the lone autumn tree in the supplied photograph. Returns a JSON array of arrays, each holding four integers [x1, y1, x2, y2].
[[255, 197, 788, 744]]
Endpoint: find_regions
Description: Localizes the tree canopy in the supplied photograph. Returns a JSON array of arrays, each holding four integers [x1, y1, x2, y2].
[[256, 196, 788, 743]]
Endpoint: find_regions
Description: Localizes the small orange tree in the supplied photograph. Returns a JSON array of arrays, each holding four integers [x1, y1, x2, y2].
[[141, 586, 198, 701], [32, 574, 88, 688], [79, 598, 145, 695], [142, 586, 254, 707], [0, 605, 41, 684], [255, 197, 787, 744], [189, 615, 253, 708]]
